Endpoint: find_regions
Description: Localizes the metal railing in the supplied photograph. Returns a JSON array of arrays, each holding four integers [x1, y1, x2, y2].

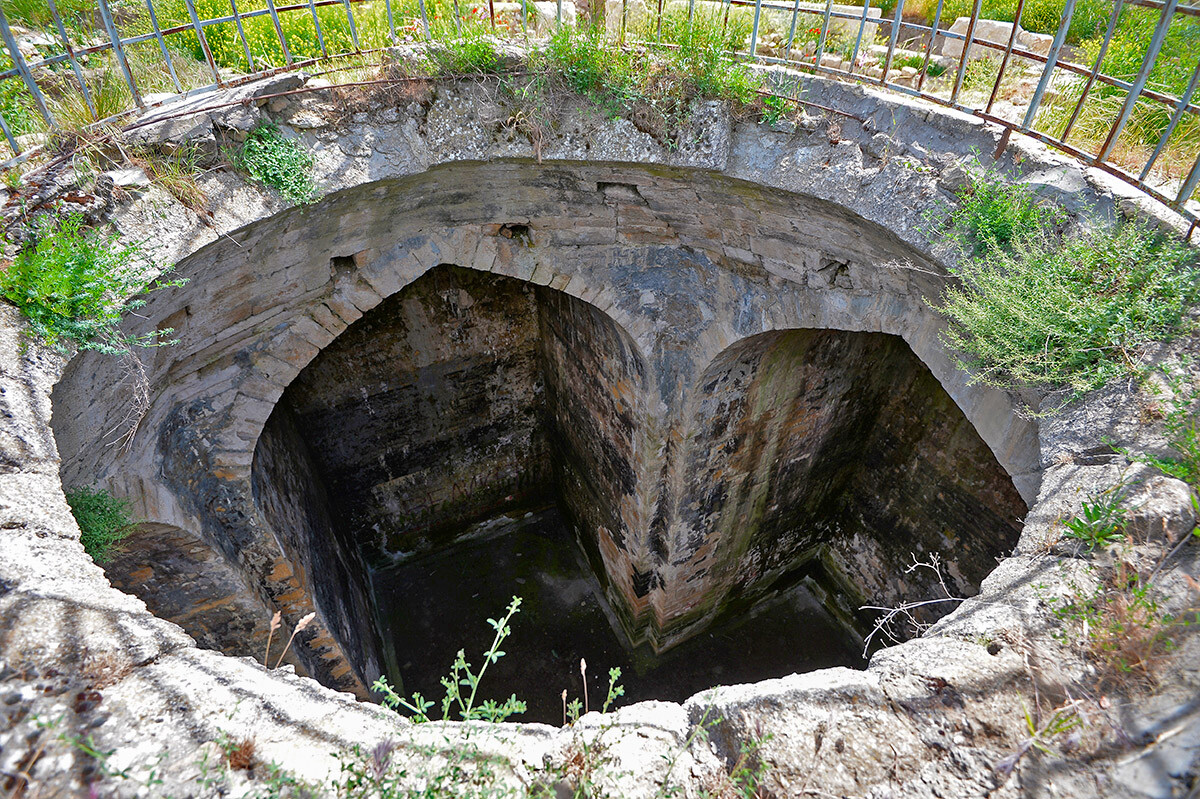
[[1, 0, 1198, 232]]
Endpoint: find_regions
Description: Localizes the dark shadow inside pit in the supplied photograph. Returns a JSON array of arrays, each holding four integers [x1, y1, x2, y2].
[[252, 263, 1025, 724]]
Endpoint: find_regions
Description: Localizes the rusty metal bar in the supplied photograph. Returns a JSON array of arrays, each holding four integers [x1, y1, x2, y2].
[[1096, 0, 1177, 162], [264, 0, 295, 65], [230, 0, 257, 72], [98, 0, 144, 109], [1020, 0, 1076, 128], [49, 0, 98, 119], [307, 0, 329, 56], [949, 0, 981, 104], [1061, 0, 1122, 143], [984, 0, 1024, 114], [183, 0, 225, 85]]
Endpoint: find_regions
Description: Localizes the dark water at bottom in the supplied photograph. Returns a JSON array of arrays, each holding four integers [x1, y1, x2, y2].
[[371, 508, 865, 725]]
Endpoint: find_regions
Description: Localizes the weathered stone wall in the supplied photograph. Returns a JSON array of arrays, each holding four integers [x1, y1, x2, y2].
[[252, 406, 383, 687], [537, 284, 653, 635], [273, 265, 551, 565]]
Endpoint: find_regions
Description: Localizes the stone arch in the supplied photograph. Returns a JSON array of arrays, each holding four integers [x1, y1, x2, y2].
[[51, 159, 1043, 691], [652, 328, 1026, 647]]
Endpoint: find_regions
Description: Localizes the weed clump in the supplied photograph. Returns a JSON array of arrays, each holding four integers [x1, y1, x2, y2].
[[0, 214, 185, 354], [229, 123, 317, 205], [935, 170, 1200, 394], [65, 486, 136, 564]]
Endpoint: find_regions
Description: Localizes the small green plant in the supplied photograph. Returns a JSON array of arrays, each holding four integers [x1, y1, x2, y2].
[[228, 123, 317, 205], [65, 486, 135, 564], [994, 700, 1082, 778], [0, 214, 185, 354], [1062, 488, 1127, 551], [759, 94, 789, 125], [942, 168, 1062, 257], [373, 595, 526, 723], [895, 54, 945, 78], [425, 29, 503, 75]]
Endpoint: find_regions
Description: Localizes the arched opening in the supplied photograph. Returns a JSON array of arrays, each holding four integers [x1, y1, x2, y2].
[[252, 265, 1024, 723]]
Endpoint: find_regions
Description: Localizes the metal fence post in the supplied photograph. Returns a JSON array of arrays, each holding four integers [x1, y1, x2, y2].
[[97, 0, 143, 109], [229, 0, 257, 73], [1061, 0, 1123, 143], [848, 0, 872, 74], [307, 0, 329, 56], [915, 0, 943, 91], [985, 0, 1025, 113], [341, 0, 361, 51], [1020, 0, 1077, 129], [880, 0, 906, 85], [814, 0, 834, 72], [264, 0, 295, 65], [750, 0, 763, 60], [142, 0, 183, 93], [1095, 0, 1178, 162], [1138, 59, 1200, 182], [949, 0, 981, 103], [183, 0, 224, 85], [783, 0, 800, 63], [49, 0, 97, 118]]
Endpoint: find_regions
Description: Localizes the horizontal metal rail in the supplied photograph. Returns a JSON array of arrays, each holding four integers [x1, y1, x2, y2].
[[0, 0, 1196, 232]]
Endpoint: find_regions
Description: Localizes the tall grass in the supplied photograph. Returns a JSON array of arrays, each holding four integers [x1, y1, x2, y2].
[[1033, 5, 1200, 184]]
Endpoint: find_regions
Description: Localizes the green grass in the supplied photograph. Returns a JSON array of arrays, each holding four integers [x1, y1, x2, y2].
[[0, 214, 186, 354], [936, 170, 1200, 394], [1032, 6, 1200, 182], [936, 0, 1112, 44], [228, 122, 316, 204], [65, 486, 136, 563]]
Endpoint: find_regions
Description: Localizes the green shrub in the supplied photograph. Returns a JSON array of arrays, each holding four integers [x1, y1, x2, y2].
[[942, 169, 1063, 256], [660, 12, 760, 105], [424, 27, 503, 75], [0, 214, 185, 354], [66, 486, 135, 563], [229, 122, 316, 204], [542, 26, 639, 102], [1063, 489, 1127, 550], [938, 211, 1200, 392]]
